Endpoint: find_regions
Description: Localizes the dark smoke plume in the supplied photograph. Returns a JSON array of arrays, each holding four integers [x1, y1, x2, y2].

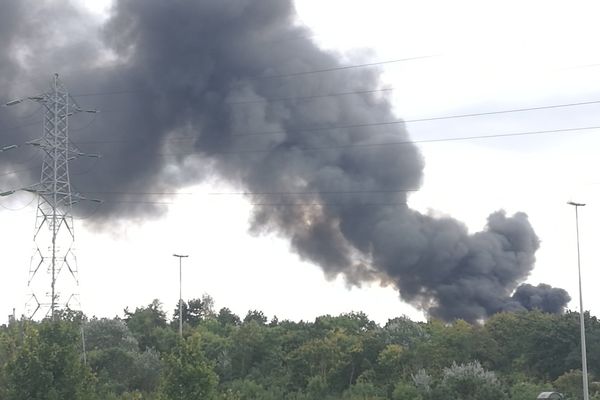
[[0, 0, 570, 321], [511, 283, 571, 314]]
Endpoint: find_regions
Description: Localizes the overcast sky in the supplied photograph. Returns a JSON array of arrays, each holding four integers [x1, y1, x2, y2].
[[1, 0, 600, 324]]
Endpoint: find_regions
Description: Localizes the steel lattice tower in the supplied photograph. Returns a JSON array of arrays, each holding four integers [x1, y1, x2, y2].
[[2, 74, 98, 319]]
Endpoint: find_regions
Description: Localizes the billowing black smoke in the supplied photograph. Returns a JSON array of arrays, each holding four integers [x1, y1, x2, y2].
[[0, 0, 570, 322], [511, 283, 571, 314]]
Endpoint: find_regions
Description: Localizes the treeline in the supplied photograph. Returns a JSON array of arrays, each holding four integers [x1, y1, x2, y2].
[[1, 295, 600, 400]]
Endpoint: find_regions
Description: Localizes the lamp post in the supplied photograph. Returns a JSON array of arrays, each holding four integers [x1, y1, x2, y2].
[[173, 254, 188, 337], [567, 201, 589, 400]]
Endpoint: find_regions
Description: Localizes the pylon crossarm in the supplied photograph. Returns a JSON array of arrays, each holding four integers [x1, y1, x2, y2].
[[28, 140, 100, 160], [64, 256, 79, 283], [0, 144, 19, 152], [72, 151, 101, 159], [25, 139, 42, 147], [65, 138, 100, 158], [51, 217, 67, 235], [62, 217, 74, 238], [4, 95, 45, 107], [0, 189, 16, 197], [33, 216, 48, 239], [25, 294, 41, 320], [65, 294, 81, 310], [69, 93, 98, 115], [26, 140, 53, 152], [29, 140, 84, 155], [56, 258, 65, 276], [0, 185, 39, 197], [72, 106, 98, 114], [71, 193, 103, 204], [28, 250, 44, 284]]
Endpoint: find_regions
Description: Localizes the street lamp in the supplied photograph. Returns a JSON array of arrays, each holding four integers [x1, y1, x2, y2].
[[567, 201, 589, 400], [173, 254, 189, 337]]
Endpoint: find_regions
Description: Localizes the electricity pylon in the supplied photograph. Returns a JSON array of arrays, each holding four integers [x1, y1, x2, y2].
[[1, 74, 99, 319]]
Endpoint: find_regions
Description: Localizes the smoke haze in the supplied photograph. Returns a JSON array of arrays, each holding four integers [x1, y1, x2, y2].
[[0, 0, 570, 322]]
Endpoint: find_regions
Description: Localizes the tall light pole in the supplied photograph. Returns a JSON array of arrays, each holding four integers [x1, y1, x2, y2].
[[173, 254, 188, 337], [567, 201, 589, 400]]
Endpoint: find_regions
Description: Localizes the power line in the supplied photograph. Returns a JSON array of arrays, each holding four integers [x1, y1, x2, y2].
[[70, 113, 98, 132], [72, 89, 143, 98], [249, 202, 408, 207], [70, 98, 600, 146], [65, 55, 433, 101], [225, 87, 394, 105], [0, 157, 99, 179], [81, 199, 409, 207], [70, 158, 101, 176], [78, 188, 418, 196], [30, 55, 600, 102], [66, 56, 431, 99], [207, 189, 417, 195], [99, 199, 174, 205], [71, 201, 109, 221], [61, 124, 600, 159], [246, 54, 600, 83], [233, 55, 433, 83], [0, 164, 39, 178], [232, 100, 600, 138], [0, 120, 43, 139], [14, 149, 42, 166], [0, 104, 43, 120], [3, 106, 600, 203], [5, 125, 600, 185], [0, 194, 36, 211], [65, 59, 600, 104], [108, 125, 599, 157], [82, 191, 197, 196], [247, 27, 320, 47], [46, 176, 600, 200], [0, 102, 97, 139]]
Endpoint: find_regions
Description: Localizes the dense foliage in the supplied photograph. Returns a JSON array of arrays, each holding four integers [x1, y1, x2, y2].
[[1, 298, 599, 400]]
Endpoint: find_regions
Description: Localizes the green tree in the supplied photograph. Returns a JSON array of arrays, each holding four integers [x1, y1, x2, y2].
[[484, 310, 579, 380], [124, 300, 177, 353], [510, 381, 552, 400], [173, 295, 216, 328], [243, 310, 268, 325], [194, 325, 234, 382], [0, 324, 19, 399], [305, 375, 330, 400], [229, 319, 286, 384], [376, 344, 405, 385], [217, 308, 241, 327], [553, 369, 596, 400], [221, 379, 285, 400], [85, 318, 162, 395], [383, 316, 426, 348], [6, 318, 96, 400], [342, 379, 386, 399], [392, 380, 423, 400], [159, 337, 218, 400], [288, 327, 366, 394], [408, 319, 495, 373], [433, 361, 507, 400]]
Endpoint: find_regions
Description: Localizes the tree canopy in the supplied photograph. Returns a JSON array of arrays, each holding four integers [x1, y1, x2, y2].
[[1, 299, 599, 400]]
